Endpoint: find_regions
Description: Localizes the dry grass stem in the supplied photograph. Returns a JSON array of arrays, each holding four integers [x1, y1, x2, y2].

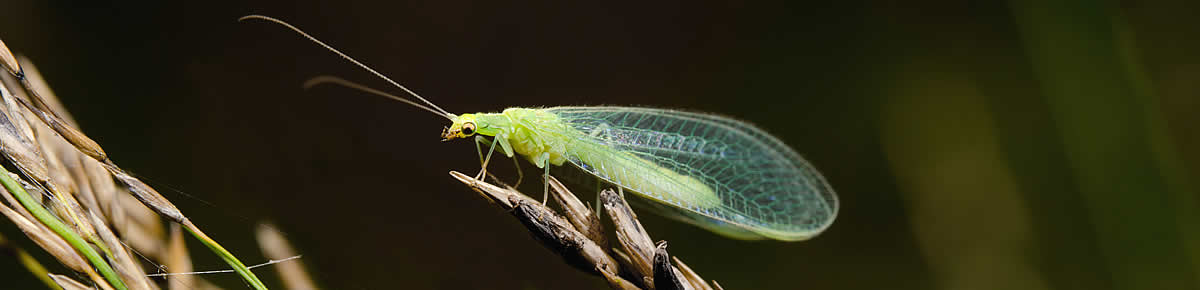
[[0, 40, 277, 289], [82, 156, 117, 217], [114, 192, 166, 259], [0, 172, 37, 220], [256, 223, 319, 290], [89, 211, 156, 290], [0, 192, 90, 273], [673, 257, 718, 290], [652, 242, 685, 290], [100, 162, 185, 223], [0, 72, 49, 185], [50, 273, 96, 290], [15, 87, 106, 161], [16, 56, 76, 126], [8, 65, 107, 161], [603, 189, 659, 286], [600, 267, 645, 290], [0, 39, 19, 78], [450, 172, 620, 273], [166, 224, 192, 290], [450, 171, 720, 290], [547, 176, 608, 249]]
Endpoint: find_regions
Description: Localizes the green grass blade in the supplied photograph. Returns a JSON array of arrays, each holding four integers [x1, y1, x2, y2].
[[183, 220, 268, 290], [0, 171, 128, 290]]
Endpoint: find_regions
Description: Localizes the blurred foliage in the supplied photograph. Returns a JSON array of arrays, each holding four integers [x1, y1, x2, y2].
[[0, 0, 1196, 289]]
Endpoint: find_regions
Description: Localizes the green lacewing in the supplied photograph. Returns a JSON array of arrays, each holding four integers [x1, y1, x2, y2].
[[241, 15, 838, 241]]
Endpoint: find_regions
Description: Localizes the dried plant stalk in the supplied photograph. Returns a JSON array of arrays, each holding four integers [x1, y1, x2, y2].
[[50, 273, 96, 290], [450, 171, 721, 290], [0, 38, 281, 289], [0, 39, 19, 77], [0, 194, 90, 274], [166, 224, 192, 290], [256, 223, 318, 290]]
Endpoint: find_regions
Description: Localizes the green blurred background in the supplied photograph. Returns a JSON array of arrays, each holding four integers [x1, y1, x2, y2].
[[1, 0, 1198, 289]]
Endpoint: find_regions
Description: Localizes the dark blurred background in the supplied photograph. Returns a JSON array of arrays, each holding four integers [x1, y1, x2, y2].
[[1, 0, 1198, 289]]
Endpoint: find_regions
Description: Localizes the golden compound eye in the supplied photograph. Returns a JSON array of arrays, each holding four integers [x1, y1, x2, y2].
[[461, 122, 476, 136]]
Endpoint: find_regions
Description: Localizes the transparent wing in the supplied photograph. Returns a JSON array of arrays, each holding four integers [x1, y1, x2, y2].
[[547, 106, 838, 240]]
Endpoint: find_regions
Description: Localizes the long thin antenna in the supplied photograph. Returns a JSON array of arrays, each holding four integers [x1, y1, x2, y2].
[[304, 76, 453, 120], [238, 15, 453, 118]]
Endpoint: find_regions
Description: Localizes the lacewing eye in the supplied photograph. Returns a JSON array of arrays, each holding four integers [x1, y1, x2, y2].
[[461, 122, 476, 136]]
